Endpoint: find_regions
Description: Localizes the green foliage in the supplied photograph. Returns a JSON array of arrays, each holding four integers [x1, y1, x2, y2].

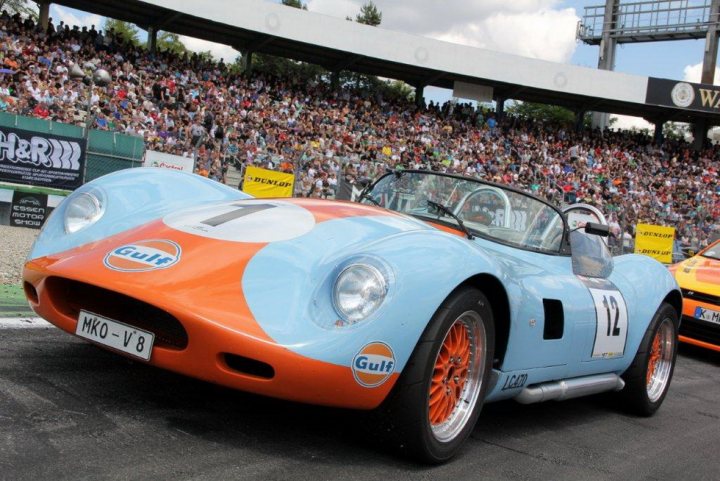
[[103, 18, 140, 47], [156, 31, 187, 55], [383, 80, 415, 102], [0, 0, 36, 19], [281, 0, 307, 10], [663, 121, 690, 141], [251, 52, 324, 79], [356, 1, 382, 26], [507, 101, 577, 125], [195, 50, 214, 63]]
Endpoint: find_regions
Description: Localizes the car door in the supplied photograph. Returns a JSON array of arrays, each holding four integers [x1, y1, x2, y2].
[[491, 247, 591, 375], [566, 224, 632, 374]]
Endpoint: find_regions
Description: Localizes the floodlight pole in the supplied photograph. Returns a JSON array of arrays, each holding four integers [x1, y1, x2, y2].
[[694, 0, 720, 149], [592, 0, 619, 132], [702, 0, 720, 85], [70, 65, 110, 184]]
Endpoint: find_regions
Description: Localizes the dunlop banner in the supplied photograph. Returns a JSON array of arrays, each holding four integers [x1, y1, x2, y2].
[[634, 223, 675, 264], [242, 165, 294, 198], [0, 125, 87, 190], [646, 77, 720, 114]]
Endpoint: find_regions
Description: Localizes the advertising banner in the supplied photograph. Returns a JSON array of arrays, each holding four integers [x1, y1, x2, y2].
[[10, 190, 48, 228], [634, 223, 675, 264], [242, 165, 294, 198], [0, 125, 87, 190], [143, 150, 194, 172], [646, 77, 720, 114], [336, 176, 365, 201]]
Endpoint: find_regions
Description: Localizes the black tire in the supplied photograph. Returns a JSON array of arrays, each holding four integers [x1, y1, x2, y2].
[[377, 286, 495, 463], [620, 302, 678, 416]]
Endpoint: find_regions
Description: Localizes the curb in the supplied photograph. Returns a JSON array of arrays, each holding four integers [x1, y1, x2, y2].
[[0, 317, 52, 329]]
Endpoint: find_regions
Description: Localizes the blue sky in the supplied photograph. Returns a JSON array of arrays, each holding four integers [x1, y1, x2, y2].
[[565, 0, 709, 82]]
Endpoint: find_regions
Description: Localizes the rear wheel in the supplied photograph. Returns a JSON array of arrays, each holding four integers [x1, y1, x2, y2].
[[379, 287, 495, 463], [620, 303, 678, 416]]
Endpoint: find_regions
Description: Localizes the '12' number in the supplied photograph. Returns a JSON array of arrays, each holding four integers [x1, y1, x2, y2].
[[602, 295, 621, 337]]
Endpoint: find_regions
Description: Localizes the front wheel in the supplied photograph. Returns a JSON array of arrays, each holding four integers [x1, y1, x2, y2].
[[620, 302, 678, 416], [378, 287, 495, 463]]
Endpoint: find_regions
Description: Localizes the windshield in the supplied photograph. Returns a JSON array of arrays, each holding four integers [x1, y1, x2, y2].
[[363, 171, 566, 253], [701, 242, 720, 261]]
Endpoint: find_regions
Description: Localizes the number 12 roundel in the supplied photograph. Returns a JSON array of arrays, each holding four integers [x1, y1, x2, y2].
[[588, 287, 629, 359]]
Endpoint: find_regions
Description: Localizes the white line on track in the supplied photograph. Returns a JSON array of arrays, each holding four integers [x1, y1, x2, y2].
[[0, 317, 52, 329]]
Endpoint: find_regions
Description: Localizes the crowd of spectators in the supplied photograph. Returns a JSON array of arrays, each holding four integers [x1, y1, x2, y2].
[[0, 11, 718, 252]]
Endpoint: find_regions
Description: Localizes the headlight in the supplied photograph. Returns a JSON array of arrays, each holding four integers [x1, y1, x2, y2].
[[64, 190, 105, 234], [333, 263, 388, 324]]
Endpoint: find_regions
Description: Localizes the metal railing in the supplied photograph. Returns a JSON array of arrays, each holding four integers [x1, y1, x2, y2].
[[578, 0, 716, 43]]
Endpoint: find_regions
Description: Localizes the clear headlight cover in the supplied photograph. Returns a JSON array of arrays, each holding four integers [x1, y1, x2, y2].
[[63, 190, 105, 234], [333, 264, 388, 324]]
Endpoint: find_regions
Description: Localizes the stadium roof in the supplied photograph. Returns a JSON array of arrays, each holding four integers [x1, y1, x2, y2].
[[50, 0, 720, 125]]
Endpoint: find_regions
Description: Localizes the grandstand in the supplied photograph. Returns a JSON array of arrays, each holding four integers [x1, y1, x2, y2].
[[0, 4, 717, 252]]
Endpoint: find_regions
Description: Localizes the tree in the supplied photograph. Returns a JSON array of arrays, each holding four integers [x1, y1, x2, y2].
[[0, 0, 36, 19], [383, 80, 415, 102], [281, 0, 307, 10], [195, 50, 214, 63], [507, 101, 578, 126], [157, 31, 187, 55], [663, 121, 690, 141], [103, 18, 140, 47], [356, 1, 382, 26]]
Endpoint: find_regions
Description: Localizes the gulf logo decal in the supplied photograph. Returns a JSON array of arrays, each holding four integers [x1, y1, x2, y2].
[[104, 239, 181, 272], [351, 342, 395, 388]]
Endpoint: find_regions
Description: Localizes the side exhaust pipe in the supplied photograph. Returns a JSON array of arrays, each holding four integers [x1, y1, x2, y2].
[[515, 373, 625, 404]]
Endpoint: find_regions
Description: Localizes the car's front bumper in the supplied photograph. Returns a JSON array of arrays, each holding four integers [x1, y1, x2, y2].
[[679, 295, 720, 352], [23, 264, 398, 410]]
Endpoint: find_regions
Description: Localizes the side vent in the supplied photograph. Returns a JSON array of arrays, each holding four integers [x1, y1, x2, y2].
[[543, 299, 564, 340]]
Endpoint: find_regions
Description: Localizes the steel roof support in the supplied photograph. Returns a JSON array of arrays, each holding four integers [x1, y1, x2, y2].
[[701, 0, 720, 84], [593, 0, 619, 131]]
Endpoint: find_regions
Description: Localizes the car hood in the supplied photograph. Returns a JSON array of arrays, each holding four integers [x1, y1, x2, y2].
[[672, 255, 720, 295], [25, 198, 434, 333], [30, 197, 432, 275]]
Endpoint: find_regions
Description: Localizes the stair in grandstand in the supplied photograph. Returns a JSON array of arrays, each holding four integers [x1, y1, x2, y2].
[[225, 164, 244, 190]]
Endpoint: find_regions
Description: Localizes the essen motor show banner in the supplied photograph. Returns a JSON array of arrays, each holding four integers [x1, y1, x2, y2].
[[0, 125, 87, 190]]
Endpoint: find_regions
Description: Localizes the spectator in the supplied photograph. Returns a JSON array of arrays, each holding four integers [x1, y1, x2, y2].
[[0, 11, 716, 249]]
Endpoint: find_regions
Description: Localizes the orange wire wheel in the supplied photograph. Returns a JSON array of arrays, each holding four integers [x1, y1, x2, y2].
[[646, 317, 675, 403], [620, 302, 677, 416], [428, 310, 486, 443]]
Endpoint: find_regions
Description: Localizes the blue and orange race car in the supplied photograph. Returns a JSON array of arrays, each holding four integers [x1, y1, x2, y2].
[[24, 168, 681, 462]]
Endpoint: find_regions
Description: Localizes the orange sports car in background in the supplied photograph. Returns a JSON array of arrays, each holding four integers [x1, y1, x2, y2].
[[670, 240, 720, 352]]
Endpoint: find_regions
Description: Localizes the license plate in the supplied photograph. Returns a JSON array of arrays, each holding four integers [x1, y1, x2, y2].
[[76, 310, 155, 361], [694, 306, 720, 325]]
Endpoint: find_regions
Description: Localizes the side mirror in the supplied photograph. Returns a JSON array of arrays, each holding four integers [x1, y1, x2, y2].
[[584, 222, 610, 237]]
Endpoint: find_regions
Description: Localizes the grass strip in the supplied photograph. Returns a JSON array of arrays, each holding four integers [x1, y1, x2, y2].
[[0, 283, 34, 317], [0, 183, 70, 197]]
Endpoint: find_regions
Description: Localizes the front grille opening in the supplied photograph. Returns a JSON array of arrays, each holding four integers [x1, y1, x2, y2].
[[681, 316, 720, 346], [24, 281, 38, 304], [681, 288, 720, 305], [44, 277, 188, 350], [223, 353, 275, 379]]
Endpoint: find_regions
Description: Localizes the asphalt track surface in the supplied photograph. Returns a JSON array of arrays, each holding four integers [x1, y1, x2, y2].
[[2, 324, 720, 481]]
